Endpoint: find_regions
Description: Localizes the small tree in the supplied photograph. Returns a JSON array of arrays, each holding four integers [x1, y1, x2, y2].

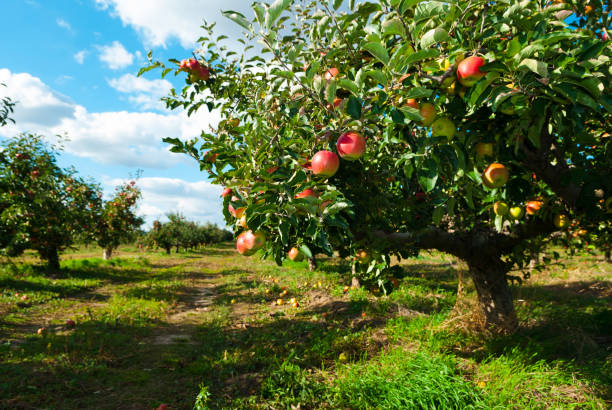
[[95, 181, 144, 260], [0, 83, 15, 127], [0, 134, 101, 270]]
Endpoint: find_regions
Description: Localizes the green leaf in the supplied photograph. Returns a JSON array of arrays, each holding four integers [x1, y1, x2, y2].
[[346, 96, 362, 119], [362, 42, 390, 65], [420, 28, 449, 48], [432, 206, 444, 225], [337, 78, 360, 95], [382, 17, 406, 38], [388, 43, 414, 70], [468, 72, 500, 107], [221, 10, 252, 31], [333, 0, 344, 10], [418, 158, 438, 192], [494, 214, 503, 232], [414, 1, 450, 23], [398, 106, 423, 122], [252, 3, 265, 27], [326, 78, 337, 104], [300, 244, 313, 259], [403, 49, 439, 66], [519, 59, 548, 77], [366, 69, 387, 85], [405, 87, 433, 99], [265, 0, 291, 30]]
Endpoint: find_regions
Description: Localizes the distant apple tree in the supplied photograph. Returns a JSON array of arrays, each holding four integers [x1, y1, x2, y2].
[[0, 134, 101, 270], [145, 0, 611, 332]]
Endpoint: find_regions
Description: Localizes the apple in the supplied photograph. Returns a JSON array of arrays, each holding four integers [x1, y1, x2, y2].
[[419, 103, 437, 126], [405, 98, 419, 109], [311, 151, 340, 177], [37, 327, 46, 336], [238, 214, 248, 229], [324, 67, 339, 81], [603, 31, 609, 41], [204, 151, 218, 162], [277, 298, 284, 306], [476, 142, 494, 158], [228, 202, 245, 219], [482, 163, 509, 188], [338, 352, 348, 362], [343, 285, 349, 293], [526, 200, 543, 215], [236, 230, 266, 256], [288, 247, 304, 261], [431, 117, 456, 139], [295, 188, 317, 199], [355, 250, 371, 264], [509, 206, 524, 220], [66, 319, 76, 328], [457, 56, 486, 87], [156, 405, 169, 410], [493, 201, 509, 216], [553, 214, 569, 229], [221, 188, 232, 198], [336, 131, 366, 160]]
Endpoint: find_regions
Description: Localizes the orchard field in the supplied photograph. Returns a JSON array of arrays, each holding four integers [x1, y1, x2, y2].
[[0, 245, 610, 409]]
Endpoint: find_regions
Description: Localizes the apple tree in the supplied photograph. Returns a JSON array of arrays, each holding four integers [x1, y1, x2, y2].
[[94, 181, 144, 260], [0, 134, 101, 270], [146, 0, 611, 332], [0, 83, 15, 127]]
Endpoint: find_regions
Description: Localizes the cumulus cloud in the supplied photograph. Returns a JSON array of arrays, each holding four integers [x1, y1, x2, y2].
[[107, 177, 225, 228], [98, 41, 134, 70], [74, 50, 88, 64], [0, 69, 220, 169], [108, 73, 172, 110], [94, 0, 253, 48]]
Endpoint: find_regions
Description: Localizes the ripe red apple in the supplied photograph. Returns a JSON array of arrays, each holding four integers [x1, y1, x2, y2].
[[405, 98, 419, 109], [288, 247, 304, 261], [419, 103, 437, 126], [311, 151, 340, 177], [336, 131, 366, 160], [156, 405, 169, 410], [66, 319, 76, 328], [457, 56, 486, 87], [526, 200, 543, 215], [476, 142, 494, 158], [236, 230, 266, 256], [324, 67, 339, 80], [482, 163, 509, 188], [493, 201, 509, 216], [295, 188, 317, 199], [431, 117, 456, 139]]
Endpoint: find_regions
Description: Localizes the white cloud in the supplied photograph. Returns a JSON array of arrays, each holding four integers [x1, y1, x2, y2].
[[56, 18, 73, 32], [108, 73, 172, 110], [97, 41, 134, 70], [94, 0, 253, 48], [74, 50, 88, 64], [0, 69, 221, 169], [108, 177, 225, 228]]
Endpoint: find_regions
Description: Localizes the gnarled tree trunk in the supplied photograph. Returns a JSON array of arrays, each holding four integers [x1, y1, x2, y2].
[[467, 257, 517, 333], [103, 247, 113, 260]]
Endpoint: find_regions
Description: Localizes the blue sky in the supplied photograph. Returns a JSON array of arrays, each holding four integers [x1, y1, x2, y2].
[[0, 0, 258, 227]]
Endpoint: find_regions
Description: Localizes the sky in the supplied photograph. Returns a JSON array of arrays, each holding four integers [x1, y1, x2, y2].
[[0, 0, 258, 228]]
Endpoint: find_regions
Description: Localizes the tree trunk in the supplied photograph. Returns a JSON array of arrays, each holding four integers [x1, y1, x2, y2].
[[165, 247, 171, 255], [103, 247, 113, 260], [176, 244, 180, 253], [308, 257, 317, 271], [467, 258, 517, 333], [605, 249, 610, 263], [351, 264, 360, 288], [40, 247, 60, 271]]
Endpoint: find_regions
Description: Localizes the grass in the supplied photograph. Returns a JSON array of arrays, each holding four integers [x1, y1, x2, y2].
[[0, 244, 610, 409]]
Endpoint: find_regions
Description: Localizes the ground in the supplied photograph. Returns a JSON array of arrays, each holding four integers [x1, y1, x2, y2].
[[0, 244, 610, 409]]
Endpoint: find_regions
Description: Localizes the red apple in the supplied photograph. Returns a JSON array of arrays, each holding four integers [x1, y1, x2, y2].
[[457, 56, 486, 87], [419, 103, 437, 126], [66, 319, 76, 328], [405, 98, 419, 109], [295, 188, 317, 199], [526, 200, 543, 215], [336, 131, 366, 160], [324, 67, 339, 81], [236, 230, 266, 256], [482, 163, 509, 188], [311, 151, 340, 177], [156, 405, 169, 410], [288, 247, 304, 261]]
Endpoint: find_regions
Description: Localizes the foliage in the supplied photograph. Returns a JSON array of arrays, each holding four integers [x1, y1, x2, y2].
[[0, 134, 101, 268], [93, 180, 144, 253], [148, 213, 232, 253], [0, 83, 15, 127]]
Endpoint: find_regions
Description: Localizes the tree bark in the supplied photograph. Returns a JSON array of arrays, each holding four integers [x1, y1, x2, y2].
[[40, 247, 60, 271], [308, 257, 317, 271], [605, 249, 610, 263], [467, 258, 517, 333], [165, 247, 171, 255], [351, 263, 360, 288], [103, 247, 113, 260]]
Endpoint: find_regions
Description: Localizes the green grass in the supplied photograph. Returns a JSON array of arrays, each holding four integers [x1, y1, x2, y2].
[[0, 244, 610, 409]]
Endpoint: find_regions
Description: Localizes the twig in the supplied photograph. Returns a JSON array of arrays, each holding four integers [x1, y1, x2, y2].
[[321, 1, 357, 61]]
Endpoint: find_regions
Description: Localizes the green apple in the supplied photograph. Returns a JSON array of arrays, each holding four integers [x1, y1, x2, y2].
[[431, 117, 456, 139], [509, 206, 524, 220]]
